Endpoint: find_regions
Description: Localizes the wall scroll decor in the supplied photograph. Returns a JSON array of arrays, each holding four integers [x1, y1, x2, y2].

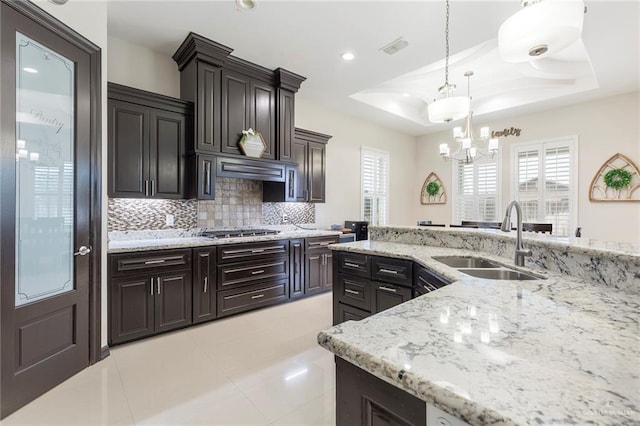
[[239, 128, 266, 158], [589, 153, 640, 202], [421, 172, 446, 204]]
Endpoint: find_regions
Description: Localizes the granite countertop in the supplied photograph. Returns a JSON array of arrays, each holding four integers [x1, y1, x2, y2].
[[107, 229, 341, 253], [318, 241, 639, 425]]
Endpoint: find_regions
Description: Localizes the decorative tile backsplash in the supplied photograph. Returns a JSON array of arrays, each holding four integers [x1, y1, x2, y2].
[[197, 178, 263, 228], [108, 198, 198, 231], [263, 202, 315, 225], [108, 177, 315, 231]]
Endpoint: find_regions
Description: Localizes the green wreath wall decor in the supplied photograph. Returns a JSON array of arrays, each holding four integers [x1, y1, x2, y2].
[[603, 168, 632, 189], [426, 181, 440, 196]]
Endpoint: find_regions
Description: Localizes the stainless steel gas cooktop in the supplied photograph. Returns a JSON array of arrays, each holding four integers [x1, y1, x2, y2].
[[200, 229, 281, 239]]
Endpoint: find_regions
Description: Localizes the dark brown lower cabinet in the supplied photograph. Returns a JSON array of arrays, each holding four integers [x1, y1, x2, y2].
[[305, 236, 338, 296], [336, 357, 426, 426], [193, 248, 217, 324], [372, 282, 412, 313], [337, 303, 369, 324], [289, 239, 305, 299], [110, 269, 192, 345]]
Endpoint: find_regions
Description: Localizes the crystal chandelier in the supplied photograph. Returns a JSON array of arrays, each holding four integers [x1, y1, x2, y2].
[[427, 0, 469, 123], [439, 72, 499, 164], [498, 0, 585, 63]]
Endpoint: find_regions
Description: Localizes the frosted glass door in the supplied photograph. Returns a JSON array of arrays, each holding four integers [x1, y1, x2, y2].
[[15, 32, 75, 306]]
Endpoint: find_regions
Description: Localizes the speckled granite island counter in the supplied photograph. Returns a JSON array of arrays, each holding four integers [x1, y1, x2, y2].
[[318, 227, 639, 426]]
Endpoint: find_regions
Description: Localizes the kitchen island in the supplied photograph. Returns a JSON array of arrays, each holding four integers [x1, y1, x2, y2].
[[318, 228, 639, 425]]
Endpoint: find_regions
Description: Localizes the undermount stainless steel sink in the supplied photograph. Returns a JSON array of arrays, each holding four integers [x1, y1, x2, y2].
[[460, 268, 542, 281], [433, 256, 502, 269]]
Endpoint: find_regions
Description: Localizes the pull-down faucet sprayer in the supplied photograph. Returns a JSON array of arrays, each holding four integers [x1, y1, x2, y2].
[[501, 201, 532, 266]]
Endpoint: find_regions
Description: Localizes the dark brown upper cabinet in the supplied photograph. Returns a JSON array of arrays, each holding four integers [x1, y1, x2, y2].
[[292, 128, 332, 203], [172, 32, 305, 161], [108, 83, 191, 199]]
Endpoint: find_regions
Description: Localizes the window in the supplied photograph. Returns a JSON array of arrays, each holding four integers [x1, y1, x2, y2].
[[361, 147, 389, 226], [453, 156, 500, 223], [512, 137, 578, 236]]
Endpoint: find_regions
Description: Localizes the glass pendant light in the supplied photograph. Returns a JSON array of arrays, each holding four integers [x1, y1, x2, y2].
[[428, 0, 470, 123]]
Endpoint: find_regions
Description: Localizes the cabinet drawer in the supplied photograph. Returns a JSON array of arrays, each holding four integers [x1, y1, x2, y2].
[[110, 249, 192, 277], [336, 274, 371, 312], [371, 256, 413, 287], [305, 236, 339, 252], [372, 282, 413, 314], [218, 257, 288, 290], [336, 303, 370, 325], [217, 240, 289, 263], [337, 252, 370, 277], [414, 266, 451, 296], [217, 279, 288, 318]]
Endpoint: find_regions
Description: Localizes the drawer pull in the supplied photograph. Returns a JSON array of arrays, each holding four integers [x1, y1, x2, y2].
[[379, 268, 399, 274], [251, 294, 265, 299], [144, 259, 166, 265], [251, 270, 265, 275], [251, 249, 265, 253], [345, 289, 360, 295], [344, 262, 360, 268], [379, 286, 397, 293], [422, 284, 435, 292], [204, 277, 208, 293]]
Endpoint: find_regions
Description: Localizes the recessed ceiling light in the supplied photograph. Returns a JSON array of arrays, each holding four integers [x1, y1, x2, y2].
[[341, 52, 355, 61], [402, 93, 410, 97], [48, 0, 69, 4], [236, 0, 256, 10], [23, 67, 38, 74]]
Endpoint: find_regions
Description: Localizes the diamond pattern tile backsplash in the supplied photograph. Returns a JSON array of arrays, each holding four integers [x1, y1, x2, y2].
[[108, 178, 315, 231]]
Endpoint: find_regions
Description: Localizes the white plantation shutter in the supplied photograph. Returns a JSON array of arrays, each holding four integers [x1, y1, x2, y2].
[[361, 147, 389, 226], [513, 138, 577, 236], [453, 156, 499, 223]]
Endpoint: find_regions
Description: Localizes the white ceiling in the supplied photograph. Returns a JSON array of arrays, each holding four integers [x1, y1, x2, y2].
[[107, 1, 640, 136]]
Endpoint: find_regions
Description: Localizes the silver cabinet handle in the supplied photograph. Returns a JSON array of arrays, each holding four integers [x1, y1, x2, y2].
[[204, 276, 208, 293], [345, 289, 359, 295], [150, 180, 155, 197], [144, 259, 165, 265], [251, 270, 265, 275], [379, 286, 397, 293], [252, 249, 265, 253], [156, 278, 161, 295], [344, 262, 360, 268], [150, 277, 154, 295], [251, 294, 265, 299], [74, 245, 92, 256], [379, 268, 399, 275], [144, 180, 149, 196]]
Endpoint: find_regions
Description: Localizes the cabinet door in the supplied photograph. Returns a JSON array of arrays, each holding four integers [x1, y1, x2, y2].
[[108, 99, 149, 198], [149, 109, 185, 199], [277, 89, 295, 161], [372, 283, 412, 314], [336, 302, 370, 325], [155, 270, 193, 333], [289, 239, 304, 299], [221, 71, 250, 155], [308, 141, 326, 202], [197, 62, 221, 152], [291, 138, 308, 201], [322, 251, 334, 290], [251, 80, 276, 159], [110, 275, 154, 344], [193, 249, 216, 324], [196, 154, 216, 200], [305, 252, 323, 295]]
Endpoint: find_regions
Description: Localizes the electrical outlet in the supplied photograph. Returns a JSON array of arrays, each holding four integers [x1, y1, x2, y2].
[[166, 214, 174, 227], [282, 213, 288, 223]]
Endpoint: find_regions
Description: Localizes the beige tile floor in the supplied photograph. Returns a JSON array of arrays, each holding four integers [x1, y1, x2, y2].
[[0, 293, 336, 426]]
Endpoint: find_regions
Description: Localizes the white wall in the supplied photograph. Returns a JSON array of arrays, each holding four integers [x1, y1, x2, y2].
[[32, 0, 109, 346], [108, 36, 180, 98], [416, 92, 640, 244], [295, 96, 418, 228]]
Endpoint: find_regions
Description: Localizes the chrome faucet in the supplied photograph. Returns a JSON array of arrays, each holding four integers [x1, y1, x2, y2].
[[501, 201, 533, 266]]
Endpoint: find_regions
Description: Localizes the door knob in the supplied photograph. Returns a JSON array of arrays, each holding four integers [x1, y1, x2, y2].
[[74, 246, 92, 256]]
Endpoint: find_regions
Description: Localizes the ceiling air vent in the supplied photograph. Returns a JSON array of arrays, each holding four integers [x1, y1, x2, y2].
[[380, 37, 409, 55]]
